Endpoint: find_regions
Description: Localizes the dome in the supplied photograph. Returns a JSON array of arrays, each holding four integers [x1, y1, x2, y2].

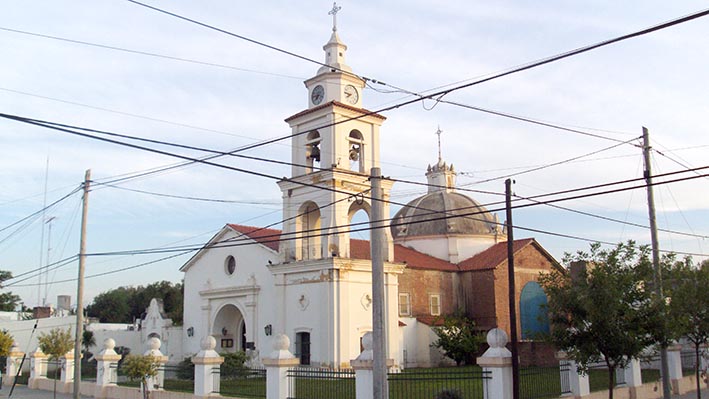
[[391, 191, 500, 239]]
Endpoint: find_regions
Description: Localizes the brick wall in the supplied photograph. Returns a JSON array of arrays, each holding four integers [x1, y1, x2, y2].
[[398, 268, 459, 318]]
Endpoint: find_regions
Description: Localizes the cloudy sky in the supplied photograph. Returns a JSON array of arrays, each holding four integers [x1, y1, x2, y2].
[[1, 1, 707, 308]]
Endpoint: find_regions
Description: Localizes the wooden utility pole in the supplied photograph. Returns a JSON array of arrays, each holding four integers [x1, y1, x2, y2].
[[505, 178, 520, 399], [370, 167, 389, 399], [641, 128, 671, 399], [73, 169, 90, 399]]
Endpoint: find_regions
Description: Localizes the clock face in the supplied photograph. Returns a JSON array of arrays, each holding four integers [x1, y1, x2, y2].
[[344, 85, 359, 105], [311, 85, 325, 105]]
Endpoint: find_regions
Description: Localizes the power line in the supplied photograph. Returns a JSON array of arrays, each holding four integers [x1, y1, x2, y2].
[[94, 183, 281, 205], [0, 27, 304, 80], [124, 2, 709, 155], [0, 186, 82, 234]]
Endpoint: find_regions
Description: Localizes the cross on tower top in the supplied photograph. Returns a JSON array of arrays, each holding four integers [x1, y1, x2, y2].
[[328, 2, 342, 32], [435, 126, 443, 162]]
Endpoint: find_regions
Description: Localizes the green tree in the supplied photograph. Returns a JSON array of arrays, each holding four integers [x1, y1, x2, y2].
[[539, 242, 662, 399], [38, 327, 74, 399], [86, 287, 132, 323], [86, 281, 183, 324], [665, 257, 709, 399], [431, 310, 486, 366], [0, 329, 14, 357], [82, 330, 96, 353], [220, 351, 248, 377], [121, 354, 159, 399], [0, 270, 21, 311]]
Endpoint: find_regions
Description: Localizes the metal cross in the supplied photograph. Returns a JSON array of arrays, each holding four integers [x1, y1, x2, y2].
[[435, 126, 443, 162], [328, 2, 342, 32]]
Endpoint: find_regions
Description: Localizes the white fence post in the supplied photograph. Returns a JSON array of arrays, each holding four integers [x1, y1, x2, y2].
[[351, 332, 375, 399], [476, 329, 513, 399], [623, 358, 642, 397], [59, 350, 77, 393], [94, 338, 122, 398], [143, 337, 169, 392], [4, 342, 25, 387], [29, 347, 48, 389], [192, 336, 224, 398], [666, 344, 683, 394], [262, 334, 299, 399], [557, 351, 589, 398]]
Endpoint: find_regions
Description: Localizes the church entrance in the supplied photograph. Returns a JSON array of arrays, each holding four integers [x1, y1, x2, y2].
[[213, 304, 247, 353]]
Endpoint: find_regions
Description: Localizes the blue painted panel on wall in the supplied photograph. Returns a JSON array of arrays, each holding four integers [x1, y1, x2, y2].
[[520, 282, 550, 339]]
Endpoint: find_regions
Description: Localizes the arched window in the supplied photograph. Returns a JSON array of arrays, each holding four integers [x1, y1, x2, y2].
[[305, 131, 321, 173], [224, 255, 236, 275], [520, 282, 550, 339], [297, 201, 322, 260], [348, 130, 364, 173]]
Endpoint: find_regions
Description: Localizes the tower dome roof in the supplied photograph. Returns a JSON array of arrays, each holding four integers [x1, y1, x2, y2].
[[391, 191, 500, 240]]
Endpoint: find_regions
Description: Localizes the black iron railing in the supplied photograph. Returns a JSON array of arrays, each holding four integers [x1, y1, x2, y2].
[[388, 367, 490, 399], [287, 367, 355, 399], [520, 365, 570, 399]]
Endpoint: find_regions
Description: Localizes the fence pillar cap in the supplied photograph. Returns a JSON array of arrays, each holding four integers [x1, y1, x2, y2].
[[194, 336, 221, 359], [266, 333, 296, 361], [667, 344, 683, 351], [9, 341, 24, 357], [30, 347, 48, 358], [480, 328, 511, 358]]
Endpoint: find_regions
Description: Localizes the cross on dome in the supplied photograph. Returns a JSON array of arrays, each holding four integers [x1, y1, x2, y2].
[[435, 126, 443, 163], [328, 2, 342, 32]]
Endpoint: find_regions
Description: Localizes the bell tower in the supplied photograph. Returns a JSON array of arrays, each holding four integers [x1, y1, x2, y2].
[[277, 10, 393, 263]]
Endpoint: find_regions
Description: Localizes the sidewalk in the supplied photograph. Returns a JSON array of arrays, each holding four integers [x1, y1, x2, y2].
[[679, 388, 709, 399], [0, 385, 92, 399]]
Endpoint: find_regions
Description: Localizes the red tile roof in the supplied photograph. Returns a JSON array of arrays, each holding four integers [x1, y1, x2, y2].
[[284, 100, 386, 122], [227, 224, 282, 252], [416, 316, 445, 326], [457, 238, 535, 271], [348, 239, 459, 271], [226, 224, 543, 273]]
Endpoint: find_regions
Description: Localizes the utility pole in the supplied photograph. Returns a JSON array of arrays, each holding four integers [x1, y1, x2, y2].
[[370, 167, 388, 399], [642, 128, 671, 399], [505, 179, 520, 399], [73, 170, 90, 399]]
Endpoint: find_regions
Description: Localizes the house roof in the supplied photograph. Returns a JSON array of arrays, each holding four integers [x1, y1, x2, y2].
[[200, 225, 554, 274], [457, 238, 535, 271], [284, 100, 386, 123], [227, 224, 281, 252], [416, 316, 444, 326]]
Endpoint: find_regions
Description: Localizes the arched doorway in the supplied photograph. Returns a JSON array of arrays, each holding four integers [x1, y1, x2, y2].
[[213, 304, 247, 353]]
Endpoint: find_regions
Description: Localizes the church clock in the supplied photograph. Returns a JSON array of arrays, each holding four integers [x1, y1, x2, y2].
[[311, 85, 325, 105], [343, 84, 359, 105]]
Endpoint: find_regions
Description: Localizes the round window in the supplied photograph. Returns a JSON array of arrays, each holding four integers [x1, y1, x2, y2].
[[225, 256, 236, 275]]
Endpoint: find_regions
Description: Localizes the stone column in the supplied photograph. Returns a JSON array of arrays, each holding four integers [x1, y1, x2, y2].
[[476, 329, 513, 399], [94, 338, 122, 399], [666, 344, 683, 394], [192, 336, 224, 398], [351, 332, 394, 399], [29, 347, 48, 389], [143, 337, 169, 391], [557, 351, 589, 398], [60, 350, 76, 385], [623, 358, 642, 398], [262, 334, 300, 399], [4, 342, 25, 387]]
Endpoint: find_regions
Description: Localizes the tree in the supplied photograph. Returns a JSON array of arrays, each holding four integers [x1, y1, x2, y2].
[[86, 281, 183, 324], [539, 242, 662, 399], [38, 327, 74, 399], [86, 287, 132, 323], [82, 330, 96, 353], [0, 329, 14, 357], [665, 257, 709, 399], [0, 270, 21, 311], [431, 310, 486, 366], [121, 354, 159, 399]]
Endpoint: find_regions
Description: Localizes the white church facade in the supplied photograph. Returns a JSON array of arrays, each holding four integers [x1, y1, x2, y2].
[[180, 16, 557, 369]]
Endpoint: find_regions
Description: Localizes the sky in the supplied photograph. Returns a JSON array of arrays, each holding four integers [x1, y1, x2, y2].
[[1, 1, 708, 308]]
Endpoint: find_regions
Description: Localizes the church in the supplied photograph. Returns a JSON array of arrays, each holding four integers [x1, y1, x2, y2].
[[180, 16, 558, 369]]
